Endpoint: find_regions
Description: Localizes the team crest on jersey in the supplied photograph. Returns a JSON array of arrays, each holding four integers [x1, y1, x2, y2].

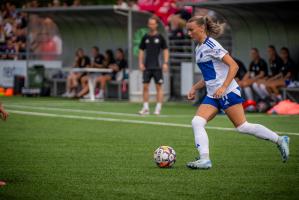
[[145, 39, 150, 43], [154, 38, 160, 43]]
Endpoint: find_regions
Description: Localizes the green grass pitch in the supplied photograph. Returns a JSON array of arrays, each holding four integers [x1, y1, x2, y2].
[[0, 97, 298, 200]]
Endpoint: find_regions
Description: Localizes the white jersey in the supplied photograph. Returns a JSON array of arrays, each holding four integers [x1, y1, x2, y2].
[[195, 37, 239, 97]]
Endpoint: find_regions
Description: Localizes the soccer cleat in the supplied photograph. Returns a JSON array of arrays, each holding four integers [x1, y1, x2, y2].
[[186, 159, 212, 169], [95, 92, 104, 99], [277, 136, 290, 163], [153, 109, 160, 115], [138, 108, 149, 115]]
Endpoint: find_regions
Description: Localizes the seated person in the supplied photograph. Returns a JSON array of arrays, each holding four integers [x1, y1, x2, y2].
[[266, 47, 296, 101], [62, 48, 90, 98], [76, 46, 105, 98], [95, 49, 127, 99], [252, 45, 283, 101], [238, 48, 268, 100]]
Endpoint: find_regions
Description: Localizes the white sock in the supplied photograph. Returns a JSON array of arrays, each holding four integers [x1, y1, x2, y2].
[[260, 84, 269, 99], [244, 87, 254, 100], [143, 102, 149, 110], [236, 121, 279, 143], [192, 116, 210, 160], [252, 83, 266, 99], [155, 102, 162, 111]]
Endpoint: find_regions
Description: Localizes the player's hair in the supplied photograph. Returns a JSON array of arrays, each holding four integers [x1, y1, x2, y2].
[[268, 45, 278, 55], [149, 15, 159, 24], [251, 48, 259, 53], [116, 48, 124, 57], [92, 46, 99, 52], [187, 16, 225, 38]]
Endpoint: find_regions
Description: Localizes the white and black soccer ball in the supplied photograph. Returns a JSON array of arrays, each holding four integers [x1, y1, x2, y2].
[[154, 146, 176, 168]]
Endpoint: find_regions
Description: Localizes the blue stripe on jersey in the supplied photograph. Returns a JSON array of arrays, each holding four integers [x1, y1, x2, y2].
[[206, 40, 216, 47], [205, 43, 214, 49], [197, 60, 216, 81]]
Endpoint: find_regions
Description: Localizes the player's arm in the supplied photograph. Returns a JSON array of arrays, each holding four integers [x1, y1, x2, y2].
[[187, 80, 205, 100], [93, 62, 104, 68], [138, 49, 145, 71], [162, 48, 169, 72], [0, 102, 9, 121], [214, 54, 239, 98]]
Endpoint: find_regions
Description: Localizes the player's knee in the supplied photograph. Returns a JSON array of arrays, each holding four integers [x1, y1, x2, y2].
[[191, 116, 207, 128], [236, 121, 255, 134]]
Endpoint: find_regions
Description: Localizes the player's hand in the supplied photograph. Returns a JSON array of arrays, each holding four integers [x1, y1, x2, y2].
[[213, 85, 227, 99], [162, 63, 168, 73], [139, 63, 145, 71], [0, 108, 9, 121], [187, 87, 196, 100]]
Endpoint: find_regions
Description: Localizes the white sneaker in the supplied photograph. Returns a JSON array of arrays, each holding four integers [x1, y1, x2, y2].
[[83, 93, 91, 99], [186, 159, 212, 169], [95, 92, 104, 99], [139, 108, 149, 115], [154, 109, 160, 115], [68, 91, 76, 98], [62, 92, 69, 97], [277, 136, 290, 163]]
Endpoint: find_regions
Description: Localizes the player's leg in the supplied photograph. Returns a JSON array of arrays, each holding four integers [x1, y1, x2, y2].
[[139, 70, 152, 115], [98, 75, 111, 99], [187, 99, 219, 169], [76, 75, 89, 98], [225, 103, 290, 162], [153, 70, 164, 115]]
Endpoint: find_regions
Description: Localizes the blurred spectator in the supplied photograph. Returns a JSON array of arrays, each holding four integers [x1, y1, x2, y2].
[[238, 48, 268, 100], [266, 47, 296, 101], [77, 46, 105, 98], [52, 0, 61, 7], [95, 49, 117, 99], [252, 45, 283, 102], [169, 14, 186, 40], [128, 0, 139, 11], [72, 0, 81, 7], [115, 0, 128, 9], [62, 48, 90, 98]]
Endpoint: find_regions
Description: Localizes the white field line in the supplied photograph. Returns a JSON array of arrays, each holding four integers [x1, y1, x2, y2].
[[5, 104, 291, 118], [7, 109, 299, 136]]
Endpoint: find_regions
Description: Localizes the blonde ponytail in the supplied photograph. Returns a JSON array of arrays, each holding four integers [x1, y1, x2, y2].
[[188, 16, 225, 38]]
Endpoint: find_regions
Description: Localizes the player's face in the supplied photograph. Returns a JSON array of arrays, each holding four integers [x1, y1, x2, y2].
[[280, 49, 288, 61], [92, 48, 97, 57], [148, 19, 158, 31], [267, 48, 275, 58], [186, 22, 204, 42], [250, 50, 258, 60]]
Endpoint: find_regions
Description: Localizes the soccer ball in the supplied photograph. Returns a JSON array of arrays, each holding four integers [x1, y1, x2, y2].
[[154, 146, 176, 168]]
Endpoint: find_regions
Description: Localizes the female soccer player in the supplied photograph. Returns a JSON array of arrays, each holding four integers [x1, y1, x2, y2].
[[185, 16, 290, 169]]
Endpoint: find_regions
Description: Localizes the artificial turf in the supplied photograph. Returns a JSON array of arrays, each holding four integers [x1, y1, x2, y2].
[[0, 97, 298, 200]]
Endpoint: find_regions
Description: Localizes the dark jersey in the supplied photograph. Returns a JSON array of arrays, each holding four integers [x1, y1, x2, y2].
[[280, 59, 296, 78], [233, 57, 247, 80], [269, 56, 283, 76], [93, 54, 105, 67], [116, 58, 128, 71], [139, 33, 168, 69], [249, 58, 268, 77], [77, 56, 90, 68]]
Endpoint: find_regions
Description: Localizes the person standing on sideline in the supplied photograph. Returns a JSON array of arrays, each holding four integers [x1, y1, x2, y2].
[[185, 16, 289, 169], [0, 102, 9, 187], [138, 15, 169, 115]]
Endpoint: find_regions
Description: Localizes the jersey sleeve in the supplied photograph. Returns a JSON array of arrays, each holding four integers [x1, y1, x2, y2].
[[210, 45, 228, 60], [139, 35, 146, 50]]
